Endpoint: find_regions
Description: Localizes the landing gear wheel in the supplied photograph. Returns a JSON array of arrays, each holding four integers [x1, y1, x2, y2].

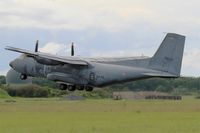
[[59, 84, 68, 90], [68, 85, 76, 91], [20, 74, 27, 80], [85, 86, 93, 92], [77, 86, 85, 91]]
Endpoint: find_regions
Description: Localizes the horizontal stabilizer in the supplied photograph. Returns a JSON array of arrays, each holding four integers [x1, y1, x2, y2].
[[143, 72, 177, 78]]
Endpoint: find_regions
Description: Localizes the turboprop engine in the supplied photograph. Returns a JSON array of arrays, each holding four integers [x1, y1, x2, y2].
[[34, 41, 75, 66]]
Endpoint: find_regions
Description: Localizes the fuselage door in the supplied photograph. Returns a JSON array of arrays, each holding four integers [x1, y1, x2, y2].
[[89, 72, 96, 83]]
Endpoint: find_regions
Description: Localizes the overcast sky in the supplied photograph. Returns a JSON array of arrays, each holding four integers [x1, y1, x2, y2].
[[1, 0, 200, 76]]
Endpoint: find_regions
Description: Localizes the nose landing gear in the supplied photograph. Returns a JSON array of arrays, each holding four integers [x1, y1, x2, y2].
[[20, 74, 27, 80]]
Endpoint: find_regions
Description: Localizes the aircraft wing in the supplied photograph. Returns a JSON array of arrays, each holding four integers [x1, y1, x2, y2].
[[5, 46, 88, 66], [87, 56, 149, 63], [5, 46, 36, 56]]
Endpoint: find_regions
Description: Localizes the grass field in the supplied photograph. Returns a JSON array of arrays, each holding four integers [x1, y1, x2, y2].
[[0, 97, 200, 133]]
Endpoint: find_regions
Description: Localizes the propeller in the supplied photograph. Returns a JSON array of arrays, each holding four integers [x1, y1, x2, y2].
[[71, 42, 74, 56], [35, 40, 39, 52]]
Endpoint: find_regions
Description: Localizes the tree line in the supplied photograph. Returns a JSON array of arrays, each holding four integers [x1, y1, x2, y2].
[[110, 77, 200, 95], [1, 75, 200, 97]]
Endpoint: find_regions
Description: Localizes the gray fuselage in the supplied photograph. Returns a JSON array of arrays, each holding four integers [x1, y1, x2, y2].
[[10, 54, 156, 87]]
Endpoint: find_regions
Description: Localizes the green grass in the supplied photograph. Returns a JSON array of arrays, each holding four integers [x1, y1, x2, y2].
[[0, 88, 10, 98], [0, 97, 200, 133]]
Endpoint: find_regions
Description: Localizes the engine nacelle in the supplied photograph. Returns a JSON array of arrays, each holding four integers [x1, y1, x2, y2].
[[35, 57, 61, 66]]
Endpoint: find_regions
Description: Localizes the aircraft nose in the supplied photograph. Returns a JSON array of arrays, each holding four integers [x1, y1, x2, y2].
[[9, 59, 23, 73], [9, 60, 15, 68]]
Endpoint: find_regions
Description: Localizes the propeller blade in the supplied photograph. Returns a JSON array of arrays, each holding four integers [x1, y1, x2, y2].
[[35, 40, 39, 52], [71, 42, 74, 56]]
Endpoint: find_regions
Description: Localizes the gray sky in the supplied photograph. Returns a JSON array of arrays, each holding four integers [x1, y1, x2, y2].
[[1, 0, 200, 76]]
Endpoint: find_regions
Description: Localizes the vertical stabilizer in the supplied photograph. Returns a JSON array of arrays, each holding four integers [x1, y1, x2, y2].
[[148, 33, 185, 76]]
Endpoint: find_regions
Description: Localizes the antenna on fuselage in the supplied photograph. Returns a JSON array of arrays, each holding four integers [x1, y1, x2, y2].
[[35, 40, 39, 52], [71, 42, 74, 56]]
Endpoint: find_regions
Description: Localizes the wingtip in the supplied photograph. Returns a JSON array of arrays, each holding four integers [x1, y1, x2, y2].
[[5, 46, 11, 50]]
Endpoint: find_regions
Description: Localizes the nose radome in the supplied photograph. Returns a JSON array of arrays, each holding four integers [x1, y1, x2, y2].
[[9, 60, 15, 68], [9, 59, 19, 70], [9, 59, 24, 73]]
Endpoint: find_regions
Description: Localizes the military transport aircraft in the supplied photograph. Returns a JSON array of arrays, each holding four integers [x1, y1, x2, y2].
[[6, 33, 185, 91]]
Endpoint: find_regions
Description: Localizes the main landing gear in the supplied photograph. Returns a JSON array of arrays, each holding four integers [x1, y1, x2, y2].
[[59, 84, 68, 90], [85, 86, 93, 92], [59, 84, 93, 92]]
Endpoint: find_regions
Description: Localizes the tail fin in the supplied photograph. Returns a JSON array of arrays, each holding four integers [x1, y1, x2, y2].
[[148, 33, 185, 76]]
